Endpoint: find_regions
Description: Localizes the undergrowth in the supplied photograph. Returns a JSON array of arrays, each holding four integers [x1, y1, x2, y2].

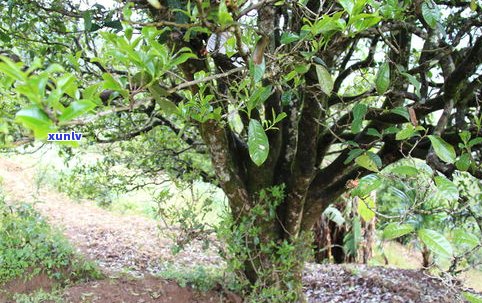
[[0, 189, 102, 286], [157, 263, 236, 292], [12, 289, 64, 303]]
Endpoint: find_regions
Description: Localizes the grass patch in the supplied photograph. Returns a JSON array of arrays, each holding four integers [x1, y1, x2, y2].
[[12, 288, 64, 303], [369, 241, 421, 269], [157, 263, 236, 292], [0, 191, 102, 287]]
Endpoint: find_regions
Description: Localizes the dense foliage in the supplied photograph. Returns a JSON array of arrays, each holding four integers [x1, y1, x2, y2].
[[1, 0, 482, 300], [374, 162, 482, 270]]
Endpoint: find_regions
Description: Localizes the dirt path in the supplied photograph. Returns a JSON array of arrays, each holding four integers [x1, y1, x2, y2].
[[0, 156, 222, 276]]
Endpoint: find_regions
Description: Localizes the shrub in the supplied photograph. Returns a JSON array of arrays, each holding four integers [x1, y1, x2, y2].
[[0, 192, 101, 285]]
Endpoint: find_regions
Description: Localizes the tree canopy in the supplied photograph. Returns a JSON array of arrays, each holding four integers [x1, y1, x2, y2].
[[1, 0, 481, 301]]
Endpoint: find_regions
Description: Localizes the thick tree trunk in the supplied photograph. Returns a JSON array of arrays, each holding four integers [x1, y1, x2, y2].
[[224, 205, 310, 302], [240, 235, 308, 302]]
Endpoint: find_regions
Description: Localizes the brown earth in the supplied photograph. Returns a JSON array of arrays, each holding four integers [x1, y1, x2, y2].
[[0, 154, 478, 303], [0, 273, 54, 302], [1, 276, 239, 303], [63, 276, 240, 303]]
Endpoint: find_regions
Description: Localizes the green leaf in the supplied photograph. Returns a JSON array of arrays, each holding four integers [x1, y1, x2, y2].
[[248, 119, 269, 166], [375, 62, 390, 95], [171, 52, 197, 67], [248, 85, 273, 111], [294, 64, 311, 74], [104, 20, 123, 31], [315, 64, 334, 95], [453, 228, 479, 249], [383, 126, 400, 135], [391, 165, 419, 176], [352, 216, 362, 243], [15, 106, 54, 138], [367, 151, 382, 168], [418, 228, 453, 258], [351, 103, 367, 133], [459, 130, 471, 144], [338, 0, 355, 15], [252, 59, 266, 83], [323, 206, 345, 226], [149, 84, 178, 115], [353, 0, 369, 15], [0, 29, 11, 43], [272, 112, 287, 124], [434, 176, 459, 201], [102, 73, 124, 91], [390, 107, 410, 121], [395, 126, 416, 141], [83, 10, 93, 31], [15, 75, 47, 104], [45, 63, 65, 74], [468, 137, 482, 148], [280, 32, 300, 44], [352, 15, 382, 32], [15, 106, 51, 128], [284, 70, 298, 81], [463, 292, 482, 303], [304, 15, 346, 37], [83, 83, 103, 104], [428, 135, 456, 164], [344, 148, 365, 164], [401, 72, 421, 98], [344, 216, 362, 257], [355, 153, 379, 172], [421, 0, 440, 29], [389, 186, 411, 204], [352, 174, 382, 197], [382, 223, 414, 240], [218, 0, 233, 26], [132, 71, 153, 88], [456, 153, 471, 171], [58, 100, 96, 123], [470, 0, 478, 11], [0, 55, 26, 81], [366, 128, 382, 138], [57, 73, 78, 99], [227, 105, 244, 134], [281, 91, 292, 106], [358, 197, 375, 222]]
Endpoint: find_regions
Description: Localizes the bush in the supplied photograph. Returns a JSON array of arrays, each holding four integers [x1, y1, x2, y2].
[[0, 192, 101, 285], [157, 263, 231, 292]]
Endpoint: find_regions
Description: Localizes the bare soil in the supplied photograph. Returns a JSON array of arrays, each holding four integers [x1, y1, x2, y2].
[[0, 273, 54, 302], [63, 276, 239, 303], [0, 155, 476, 302]]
